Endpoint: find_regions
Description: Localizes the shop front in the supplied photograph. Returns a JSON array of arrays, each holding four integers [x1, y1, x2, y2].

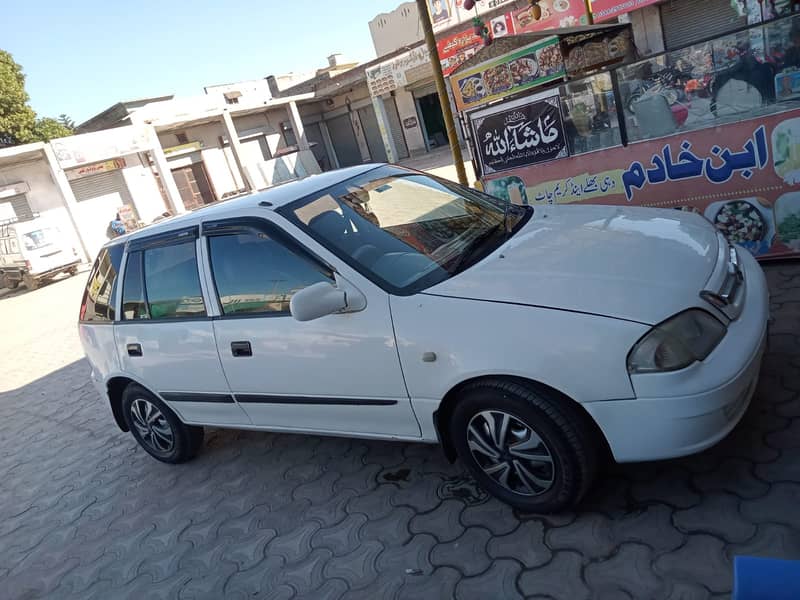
[[454, 16, 800, 260]]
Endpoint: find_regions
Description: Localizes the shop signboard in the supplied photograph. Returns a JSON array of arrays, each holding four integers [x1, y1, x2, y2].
[[366, 45, 431, 97], [470, 93, 568, 175], [589, 0, 662, 23], [481, 110, 800, 260], [51, 125, 152, 169], [451, 37, 565, 112], [512, 0, 589, 31], [65, 158, 127, 181], [429, 0, 516, 33], [438, 29, 487, 77]]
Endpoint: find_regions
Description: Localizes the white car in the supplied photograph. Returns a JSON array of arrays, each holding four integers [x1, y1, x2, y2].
[[78, 164, 768, 512]]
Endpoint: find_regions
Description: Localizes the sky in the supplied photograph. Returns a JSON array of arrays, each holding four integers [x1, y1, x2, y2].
[[3, 0, 405, 124]]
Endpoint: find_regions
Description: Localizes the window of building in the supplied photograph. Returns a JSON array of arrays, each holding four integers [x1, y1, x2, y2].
[[143, 242, 206, 319], [80, 244, 124, 322], [175, 132, 189, 144], [121, 251, 148, 320], [281, 121, 298, 147], [208, 231, 332, 316], [224, 91, 242, 105]]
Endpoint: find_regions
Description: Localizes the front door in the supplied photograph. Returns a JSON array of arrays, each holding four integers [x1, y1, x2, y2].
[[202, 217, 420, 438], [172, 163, 215, 210], [116, 227, 250, 425]]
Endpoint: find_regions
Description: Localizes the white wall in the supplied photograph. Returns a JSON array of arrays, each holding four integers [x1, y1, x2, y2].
[[120, 153, 168, 224], [392, 89, 426, 154], [369, 2, 422, 56]]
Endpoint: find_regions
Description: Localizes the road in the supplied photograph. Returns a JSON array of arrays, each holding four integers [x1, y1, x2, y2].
[[0, 264, 799, 599]]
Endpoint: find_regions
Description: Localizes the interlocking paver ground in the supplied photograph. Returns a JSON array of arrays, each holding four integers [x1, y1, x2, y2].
[[1, 264, 799, 599]]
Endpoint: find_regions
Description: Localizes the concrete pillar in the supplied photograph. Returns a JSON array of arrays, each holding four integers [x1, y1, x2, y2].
[[319, 120, 339, 169], [221, 109, 256, 191], [350, 110, 371, 163], [42, 144, 91, 263], [287, 101, 321, 175], [371, 96, 397, 164], [147, 126, 186, 214]]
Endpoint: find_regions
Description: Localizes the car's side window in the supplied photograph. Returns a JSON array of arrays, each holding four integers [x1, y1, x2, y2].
[[80, 244, 124, 322], [207, 230, 332, 316], [142, 241, 206, 319], [121, 251, 148, 320]]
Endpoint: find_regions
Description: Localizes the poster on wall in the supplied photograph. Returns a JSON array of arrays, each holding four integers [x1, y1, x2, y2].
[[481, 110, 800, 260], [470, 94, 568, 175], [451, 37, 565, 111], [437, 29, 486, 76]]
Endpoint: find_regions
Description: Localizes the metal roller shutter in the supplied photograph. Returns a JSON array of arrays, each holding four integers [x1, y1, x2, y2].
[[326, 114, 362, 168], [383, 97, 410, 160], [0, 194, 33, 221], [69, 170, 133, 206], [357, 106, 389, 163], [660, 0, 747, 50]]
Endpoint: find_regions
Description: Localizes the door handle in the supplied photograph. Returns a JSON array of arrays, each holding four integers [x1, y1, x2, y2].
[[127, 343, 142, 357], [231, 341, 252, 357]]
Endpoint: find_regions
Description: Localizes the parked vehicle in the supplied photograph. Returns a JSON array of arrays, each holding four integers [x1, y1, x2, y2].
[[78, 164, 769, 512], [0, 217, 80, 290]]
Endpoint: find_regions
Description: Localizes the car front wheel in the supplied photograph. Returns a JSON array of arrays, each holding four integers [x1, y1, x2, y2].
[[450, 379, 598, 513], [122, 384, 204, 463]]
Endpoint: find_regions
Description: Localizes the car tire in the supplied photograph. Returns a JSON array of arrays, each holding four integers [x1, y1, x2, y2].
[[122, 384, 204, 464], [450, 379, 598, 513], [22, 273, 38, 291]]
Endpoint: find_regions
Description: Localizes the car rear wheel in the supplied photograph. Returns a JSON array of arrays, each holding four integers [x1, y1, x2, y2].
[[450, 379, 598, 513], [122, 384, 204, 463], [22, 273, 38, 290]]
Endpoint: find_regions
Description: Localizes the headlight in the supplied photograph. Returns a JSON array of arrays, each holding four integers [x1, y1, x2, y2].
[[627, 309, 726, 374]]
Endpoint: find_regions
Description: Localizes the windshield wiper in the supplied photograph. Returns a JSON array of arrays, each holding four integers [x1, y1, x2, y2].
[[450, 224, 503, 275]]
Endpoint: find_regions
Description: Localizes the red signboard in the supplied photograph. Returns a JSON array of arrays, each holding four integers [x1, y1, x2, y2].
[[482, 110, 800, 260], [512, 0, 590, 32], [438, 29, 486, 76], [590, 0, 662, 23]]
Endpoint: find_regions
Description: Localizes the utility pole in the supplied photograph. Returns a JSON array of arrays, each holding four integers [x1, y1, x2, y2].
[[415, 0, 469, 186]]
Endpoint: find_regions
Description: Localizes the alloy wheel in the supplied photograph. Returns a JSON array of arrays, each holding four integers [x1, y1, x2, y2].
[[466, 410, 555, 496], [130, 398, 175, 454]]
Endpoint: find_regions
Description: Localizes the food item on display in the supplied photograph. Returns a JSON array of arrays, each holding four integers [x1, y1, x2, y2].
[[553, 0, 570, 12], [608, 33, 630, 59], [713, 201, 766, 243], [582, 42, 608, 67], [459, 75, 486, 100], [509, 56, 539, 84], [484, 65, 513, 94], [537, 45, 563, 74], [778, 212, 800, 246]]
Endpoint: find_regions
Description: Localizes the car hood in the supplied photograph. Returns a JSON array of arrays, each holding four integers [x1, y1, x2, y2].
[[425, 204, 719, 325]]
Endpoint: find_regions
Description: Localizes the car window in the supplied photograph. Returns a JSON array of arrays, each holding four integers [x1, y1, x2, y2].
[[208, 231, 332, 316], [279, 166, 513, 295], [143, 241, 206, 319], [80, 244, 124, 322], [121, 251, 148, 320]]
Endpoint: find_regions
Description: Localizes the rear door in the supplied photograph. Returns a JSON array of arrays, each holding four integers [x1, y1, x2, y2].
[[115, 226, 250, 426], [202, 216, 420, 438]]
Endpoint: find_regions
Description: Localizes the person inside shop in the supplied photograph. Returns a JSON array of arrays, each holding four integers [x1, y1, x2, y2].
[[783, 25, 800, 69]]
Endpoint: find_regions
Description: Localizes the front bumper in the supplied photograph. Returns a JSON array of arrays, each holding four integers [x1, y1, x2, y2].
[[584, 250, 769, 463]]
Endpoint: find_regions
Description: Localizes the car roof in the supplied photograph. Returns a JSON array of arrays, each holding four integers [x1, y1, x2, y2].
[[112, 163, 385, 247]]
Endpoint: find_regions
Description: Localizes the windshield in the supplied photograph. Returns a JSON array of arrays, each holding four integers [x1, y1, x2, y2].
[[22, 228, 58, 251], [279, 166, 528, 295]]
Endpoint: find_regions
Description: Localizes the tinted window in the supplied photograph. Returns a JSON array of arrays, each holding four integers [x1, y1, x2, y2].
[[121, 251, 148, 320], [80, 244, 124, 322], [208, 231, 331, 315], [143, 242, 205, 319]]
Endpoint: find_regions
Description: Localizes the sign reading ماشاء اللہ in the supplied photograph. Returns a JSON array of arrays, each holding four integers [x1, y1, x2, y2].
[[471, 95, 568, 175]]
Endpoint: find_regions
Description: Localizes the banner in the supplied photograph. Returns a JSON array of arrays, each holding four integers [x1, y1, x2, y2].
[[451, 37, 565, 111], [481, 109, 800, 260], [513, 0, 590, 31], [471, 95, 567, 175], [590, 0, 662, 23]]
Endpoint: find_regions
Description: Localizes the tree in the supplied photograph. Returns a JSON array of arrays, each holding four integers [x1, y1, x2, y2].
[[0, 50, 36, 147], [0, 49, 73, 147], [57, 114, 75, 131], [32, 117, 72, 142]]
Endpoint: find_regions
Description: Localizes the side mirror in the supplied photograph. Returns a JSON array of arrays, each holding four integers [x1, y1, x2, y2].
[[290, 281, 347, 322]]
